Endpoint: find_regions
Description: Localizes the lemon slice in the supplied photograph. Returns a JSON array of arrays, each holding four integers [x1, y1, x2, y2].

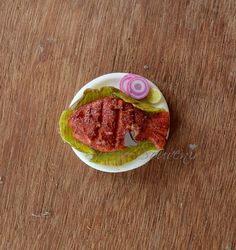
[[146, 88, 162, 104]]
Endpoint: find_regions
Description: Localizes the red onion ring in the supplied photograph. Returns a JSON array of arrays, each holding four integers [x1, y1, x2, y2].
[[119, 74, 135, 94], [127, 77, 150, 99]]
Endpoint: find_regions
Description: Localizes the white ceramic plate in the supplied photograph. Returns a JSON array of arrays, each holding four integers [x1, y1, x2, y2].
[[70, 73, 169, 173]]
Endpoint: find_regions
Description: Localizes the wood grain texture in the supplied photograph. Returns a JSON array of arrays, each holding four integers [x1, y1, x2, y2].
[[0, 0, 236, 249]]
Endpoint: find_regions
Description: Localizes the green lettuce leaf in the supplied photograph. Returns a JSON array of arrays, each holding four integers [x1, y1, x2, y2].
[[112, 88, 165, 113], [71, 86, 164, 113], [91, 141, 157, 166], [71, 87, 114, 110]]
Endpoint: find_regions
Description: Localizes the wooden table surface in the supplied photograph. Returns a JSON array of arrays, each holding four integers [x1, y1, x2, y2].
[[1, 0, 236, 249]]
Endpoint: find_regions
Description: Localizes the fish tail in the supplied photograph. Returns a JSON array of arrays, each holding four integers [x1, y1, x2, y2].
[[135, 112, 170, 149]]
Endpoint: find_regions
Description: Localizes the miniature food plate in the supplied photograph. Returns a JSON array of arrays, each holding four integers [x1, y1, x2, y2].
[[70, 73, 169, 173]]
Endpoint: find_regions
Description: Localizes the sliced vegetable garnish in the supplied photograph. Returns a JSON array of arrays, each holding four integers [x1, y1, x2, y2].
[[145, 88, 162, 104], [91, 141, 157, 166], [127, 76, 150, 99], [119, 74, 133, 94], [119, 73, 149, 99], [59, 110, 95, 154]]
